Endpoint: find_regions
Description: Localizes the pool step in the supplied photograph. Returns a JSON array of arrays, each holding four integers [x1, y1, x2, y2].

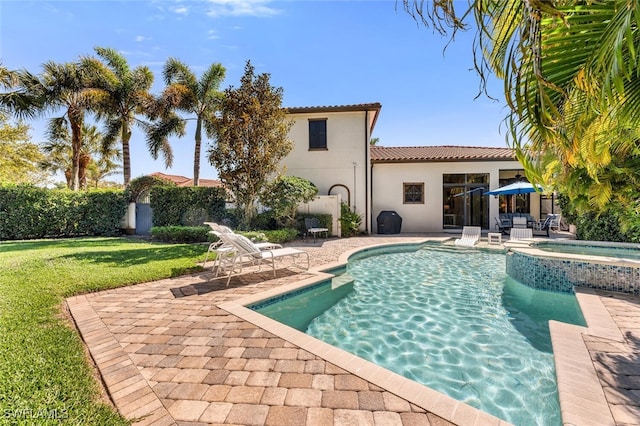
[[331, 273, 355, 289], [421, 245, 472, 254]]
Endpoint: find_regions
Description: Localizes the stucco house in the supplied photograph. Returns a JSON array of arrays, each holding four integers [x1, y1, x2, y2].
[[284, 103, 550, 234]]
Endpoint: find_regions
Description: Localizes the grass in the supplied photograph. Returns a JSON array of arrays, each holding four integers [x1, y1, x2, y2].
[[0, 237, 208, 425]]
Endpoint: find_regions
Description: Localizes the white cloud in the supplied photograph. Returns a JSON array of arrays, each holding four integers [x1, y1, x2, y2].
[[135, 35, 151, 42], [207, 30, 220, 40], [172, 6, 189, 15], [205, 0, 281, 18]]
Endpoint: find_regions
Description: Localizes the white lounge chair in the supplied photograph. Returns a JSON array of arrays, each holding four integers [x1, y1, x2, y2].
[[218, 233, 309, 285], [454, 226, 481, 247], [510, 227, 533, 241], [202, 222, 282, 274]]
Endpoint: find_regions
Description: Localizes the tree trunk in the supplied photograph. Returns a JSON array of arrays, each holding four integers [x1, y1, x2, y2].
[[193, 118, 202, 186], [70, 115, 83, 191], [122, 122, 132, 185]]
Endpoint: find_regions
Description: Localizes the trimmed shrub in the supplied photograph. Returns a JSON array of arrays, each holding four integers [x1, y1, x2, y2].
[[242, 228, 299, 244], [339, 203, 362, 237], [150, 186, 226, 227], [0, 185, 126, 240], [150, 226, 211, 243]]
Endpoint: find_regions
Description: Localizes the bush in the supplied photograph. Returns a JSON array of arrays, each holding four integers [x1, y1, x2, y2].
[[150, 186, 226, 227], [0, 185, 127, 240], [241, 228, 299, 244], [150, 226, 211, 243], [339, 203, 362, 237]]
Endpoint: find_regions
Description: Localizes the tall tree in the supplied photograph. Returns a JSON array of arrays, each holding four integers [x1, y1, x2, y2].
[[82, 47, 167, 185], [0, 63, 39, 118], [40, 123, 121, 189], [152, 58, 226, 186], [0, 114, 46, 184], [207, 61, 293, 228], [18, 61, 97, 190], [402, 1, 640, 209]]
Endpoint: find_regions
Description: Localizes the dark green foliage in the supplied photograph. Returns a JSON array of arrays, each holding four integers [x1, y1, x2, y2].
[[339, 203, 362, 237], [0, 184, 126, 240], [251, 210, 278, 230], [126, 175, 172, 202], [574, 211, 627, 242], [558, 193, 640, 242], [242, 228, 299, 244], [150, 186, 226, 227], [260, 176, 318, 227], [150, 226, 211, 243]]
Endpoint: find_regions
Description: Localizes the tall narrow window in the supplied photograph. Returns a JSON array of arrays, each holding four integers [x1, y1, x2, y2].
[[309, 119, 327, 150], [403, 183, 424, 204]]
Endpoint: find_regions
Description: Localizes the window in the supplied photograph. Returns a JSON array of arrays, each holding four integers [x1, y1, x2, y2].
[[309, 119, 327, 150], [403, 183, 424, 204]]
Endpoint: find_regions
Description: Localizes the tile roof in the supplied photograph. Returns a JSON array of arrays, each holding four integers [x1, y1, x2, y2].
[[286, 103, 381, 114], [370, 145, 516, 162], [150, 172, 222, 188]]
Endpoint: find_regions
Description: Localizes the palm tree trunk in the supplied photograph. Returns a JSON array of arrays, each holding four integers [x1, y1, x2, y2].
[[122, 122, 132, 185], [193, 118, 202, 186], [70, 118, 82, 191]]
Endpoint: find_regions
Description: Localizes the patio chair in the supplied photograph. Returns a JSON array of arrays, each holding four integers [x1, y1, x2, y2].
[[532, 215, 553, 237], [509, 227, 533, 241], [494, 217, 511, 234], [218, 233, 310, 285], [454, 226, 481, 247], [304, 217, 329, 243], [548, 214, 562, 231]]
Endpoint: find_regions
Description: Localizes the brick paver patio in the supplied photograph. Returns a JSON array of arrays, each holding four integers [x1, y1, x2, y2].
[[66, 235, 640, 425]]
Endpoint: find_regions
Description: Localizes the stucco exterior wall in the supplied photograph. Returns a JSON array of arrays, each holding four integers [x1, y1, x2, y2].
[[371, 160, 526, 233], [283, 111, 372, 231]]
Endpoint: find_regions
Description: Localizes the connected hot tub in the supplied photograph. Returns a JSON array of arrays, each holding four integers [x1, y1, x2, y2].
[[506, 240, 640, 294]]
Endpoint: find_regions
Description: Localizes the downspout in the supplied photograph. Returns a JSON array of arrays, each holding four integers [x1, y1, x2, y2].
[[364, 110, 370, 233]]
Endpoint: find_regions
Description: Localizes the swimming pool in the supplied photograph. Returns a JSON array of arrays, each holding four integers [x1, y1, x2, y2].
[[251, 245, 586, 426]]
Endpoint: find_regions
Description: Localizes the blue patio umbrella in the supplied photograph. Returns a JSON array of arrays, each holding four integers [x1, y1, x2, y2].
[[485, 181, 543, 196]]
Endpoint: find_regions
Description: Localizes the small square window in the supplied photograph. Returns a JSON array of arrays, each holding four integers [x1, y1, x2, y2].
[[404, 183, 424, 204], [309, 119, 327, 150]]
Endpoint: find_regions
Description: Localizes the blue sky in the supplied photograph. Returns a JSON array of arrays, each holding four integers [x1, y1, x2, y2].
[[1, 0, 508, 182]]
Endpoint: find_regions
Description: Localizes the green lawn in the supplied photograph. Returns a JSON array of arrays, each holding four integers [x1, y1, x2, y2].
[[0, 237, 207, 425]]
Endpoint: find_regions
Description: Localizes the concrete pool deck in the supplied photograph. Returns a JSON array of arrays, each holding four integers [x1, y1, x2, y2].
[[66, 235, 640, 425]]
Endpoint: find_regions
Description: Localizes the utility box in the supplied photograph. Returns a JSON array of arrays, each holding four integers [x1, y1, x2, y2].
[[376, 211, 402, 234]]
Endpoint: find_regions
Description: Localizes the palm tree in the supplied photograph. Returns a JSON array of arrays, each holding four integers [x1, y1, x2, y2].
[[40, 123, 121, 189], [82, 47, 167, 185], [402, 1, 640, 208], [151, 58, 226, 186], [14, 61, 96, 190], [0, 64, 46, 124]]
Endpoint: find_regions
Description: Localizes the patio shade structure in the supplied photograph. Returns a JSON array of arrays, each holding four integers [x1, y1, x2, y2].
[[485, 181, 543, 196]]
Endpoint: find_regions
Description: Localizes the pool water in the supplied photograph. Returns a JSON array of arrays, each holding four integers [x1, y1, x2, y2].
[[536, 241, 640, 260], [253, 245, 586, 426]]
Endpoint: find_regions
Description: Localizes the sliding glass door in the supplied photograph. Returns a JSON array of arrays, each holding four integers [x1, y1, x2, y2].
[[443, 174, 489, 229]]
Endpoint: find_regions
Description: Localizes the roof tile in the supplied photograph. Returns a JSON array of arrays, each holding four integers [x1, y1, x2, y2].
[[370, 145, 515, 162]]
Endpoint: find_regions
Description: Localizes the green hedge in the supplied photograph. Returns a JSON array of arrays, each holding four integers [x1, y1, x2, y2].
[[150, 226, 212, 243], [150, 186, 226, 227], [0, 185, 127, 240]]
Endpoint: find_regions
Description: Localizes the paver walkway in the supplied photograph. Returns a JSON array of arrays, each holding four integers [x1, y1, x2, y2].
[[66, 235, 640, 425]]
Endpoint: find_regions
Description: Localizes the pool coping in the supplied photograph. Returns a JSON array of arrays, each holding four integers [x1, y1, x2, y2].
[[219, 240, 621, 426]]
